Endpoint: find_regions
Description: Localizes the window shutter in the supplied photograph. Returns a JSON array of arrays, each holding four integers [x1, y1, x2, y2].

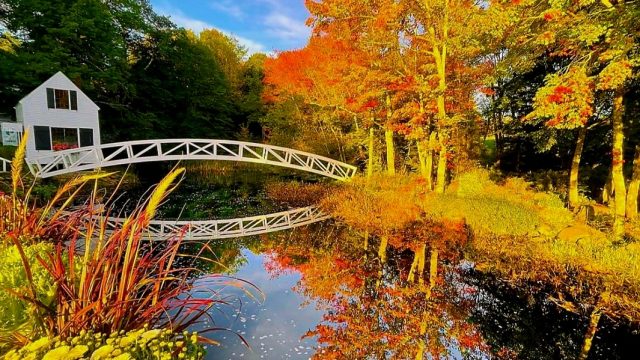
[[70, 91, 78, 110], [46, 88, 55, 109], [34, 126, 51, 150]]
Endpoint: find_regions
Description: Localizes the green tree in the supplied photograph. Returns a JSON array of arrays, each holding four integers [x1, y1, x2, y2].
[[120, 29, 234, 140]]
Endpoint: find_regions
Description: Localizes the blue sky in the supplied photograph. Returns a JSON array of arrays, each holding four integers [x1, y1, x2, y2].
[[151, 0, 311, 54]]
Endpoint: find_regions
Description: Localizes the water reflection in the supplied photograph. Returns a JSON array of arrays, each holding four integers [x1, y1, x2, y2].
[[185, 225, 638, 360], [115, 169, 638, 359]]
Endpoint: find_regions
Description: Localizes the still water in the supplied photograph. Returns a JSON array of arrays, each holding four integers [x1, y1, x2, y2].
[[119, 166, 638, 360]]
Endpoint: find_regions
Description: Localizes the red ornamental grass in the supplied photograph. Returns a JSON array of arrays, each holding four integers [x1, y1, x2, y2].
[[32, 168, 258, 341], [5, 134, 259, 347]]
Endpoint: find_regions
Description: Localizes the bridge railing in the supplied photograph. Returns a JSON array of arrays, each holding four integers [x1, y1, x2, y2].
[[26, 139, 358, 181], [0, 157, 10, 173], [101, 206, 329, 241]]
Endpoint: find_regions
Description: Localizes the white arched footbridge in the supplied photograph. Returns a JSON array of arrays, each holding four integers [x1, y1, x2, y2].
[[19, 139, 356, 241], [25, 139, 358, 181]]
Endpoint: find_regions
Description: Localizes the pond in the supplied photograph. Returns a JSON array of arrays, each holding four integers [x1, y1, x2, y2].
[[117, 165, 638, 360]]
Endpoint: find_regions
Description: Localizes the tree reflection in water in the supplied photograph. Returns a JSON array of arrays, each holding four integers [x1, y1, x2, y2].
[[260, 223, 490, 359], [255, 222, 638, 359]]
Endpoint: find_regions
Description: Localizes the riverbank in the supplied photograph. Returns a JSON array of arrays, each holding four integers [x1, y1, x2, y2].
[[277, 169, 640, 324]]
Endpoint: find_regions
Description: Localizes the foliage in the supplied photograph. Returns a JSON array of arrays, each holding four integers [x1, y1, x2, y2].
[[0, 146, 16, 161], [265, 181, 333, 207], [0, 242, 57, 347], [321, 175, 425, 236], [527, 68, 594, 129], [3, 327, 204, 360]]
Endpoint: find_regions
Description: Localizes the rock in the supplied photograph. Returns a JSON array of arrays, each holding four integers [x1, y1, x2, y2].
[[557, 223, 606, 243]]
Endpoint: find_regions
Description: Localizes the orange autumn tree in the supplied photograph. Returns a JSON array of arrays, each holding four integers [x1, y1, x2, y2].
[[306, 0, 416, 176], [263, 33, 368, 160], [307, 0, 491, 188], [403, 0, 489, 192]]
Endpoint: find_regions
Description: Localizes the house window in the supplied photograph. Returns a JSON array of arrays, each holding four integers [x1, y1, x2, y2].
[[51, 127, 78, 151], [79, 128, 94, 147], [47, 88, 78, 110], [34, 126, 52, 151]]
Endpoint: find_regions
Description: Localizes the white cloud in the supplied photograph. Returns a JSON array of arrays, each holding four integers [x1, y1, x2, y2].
[[264, 12, 310, 41], [209, 0, 244, 19], [155, 4, 267, 54]]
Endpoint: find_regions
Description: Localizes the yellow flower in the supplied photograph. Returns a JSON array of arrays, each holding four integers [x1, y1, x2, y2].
[[113, 354, 133, 360], [68, 345, 89, 359], [90, 345, 114, 360], [141, 329, 161, 341], [118, 334, 138, 348], [25, 337, 50, 352], [42, 346, 71, 360]]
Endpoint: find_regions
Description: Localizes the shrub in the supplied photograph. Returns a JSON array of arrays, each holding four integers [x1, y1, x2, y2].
[[321, 174, 424, 235], [455, 168, 493, 198], [3, 327, 204, 360]]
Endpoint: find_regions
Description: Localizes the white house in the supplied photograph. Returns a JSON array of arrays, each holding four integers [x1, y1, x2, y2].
[[4, 72, 101, 159]]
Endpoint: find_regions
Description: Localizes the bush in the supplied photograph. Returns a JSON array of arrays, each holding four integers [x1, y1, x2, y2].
[[321, 174, 424, 235], [3, 327, 204, 360], [0, 145, 16, 161]]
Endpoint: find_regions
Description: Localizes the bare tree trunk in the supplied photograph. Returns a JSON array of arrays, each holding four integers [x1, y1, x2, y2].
[[367, 128, 375, 179], [425, 132, 436, 191], [385, 129, 395, 175], [417, 140, 427, 178], [578, 307, 602, 360], [385, 94, 395, 176], [569, 126, 587, 209], [612, 88, 626, 238], [626, 145, 640, 218], [435, 134, 447, 194]]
